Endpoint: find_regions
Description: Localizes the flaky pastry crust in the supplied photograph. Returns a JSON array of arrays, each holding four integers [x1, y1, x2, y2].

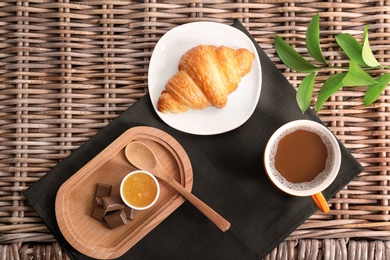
[[157, 45, 254, 114]]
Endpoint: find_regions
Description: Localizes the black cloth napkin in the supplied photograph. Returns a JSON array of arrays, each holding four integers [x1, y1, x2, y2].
[[24, 20, 363, 259]]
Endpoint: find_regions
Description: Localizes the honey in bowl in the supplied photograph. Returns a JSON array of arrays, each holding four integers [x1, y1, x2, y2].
[[120, 170, 160, 210]]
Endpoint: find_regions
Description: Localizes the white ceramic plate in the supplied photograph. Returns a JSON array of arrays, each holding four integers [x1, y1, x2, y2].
[[148, 22, 262, 135]]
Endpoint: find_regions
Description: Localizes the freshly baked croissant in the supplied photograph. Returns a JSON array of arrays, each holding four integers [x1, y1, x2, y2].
[[157, 45, 254, 114]]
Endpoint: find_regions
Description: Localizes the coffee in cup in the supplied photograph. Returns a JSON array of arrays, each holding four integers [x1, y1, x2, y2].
[[264, 120, 341, 213]]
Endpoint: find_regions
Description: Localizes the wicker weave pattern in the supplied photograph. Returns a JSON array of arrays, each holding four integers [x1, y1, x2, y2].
[[266, 239, 390, 260], [1, 240, 390, 259], [1, 0, 390, 258]]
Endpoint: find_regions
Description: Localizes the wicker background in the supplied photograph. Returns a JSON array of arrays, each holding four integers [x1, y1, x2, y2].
[[1, 0, 390, 259]]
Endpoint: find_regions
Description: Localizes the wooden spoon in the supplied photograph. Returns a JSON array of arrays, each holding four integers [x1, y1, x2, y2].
[[125, 141, 231, 232]]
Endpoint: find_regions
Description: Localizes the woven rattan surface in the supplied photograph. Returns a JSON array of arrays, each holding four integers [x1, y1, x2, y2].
[[1, 0, 390, 258]]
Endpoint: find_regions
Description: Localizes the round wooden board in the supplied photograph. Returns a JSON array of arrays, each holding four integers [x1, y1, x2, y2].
[[55, 126, 193, 259]]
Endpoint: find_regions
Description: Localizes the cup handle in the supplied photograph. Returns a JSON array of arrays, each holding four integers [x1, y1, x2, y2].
[[311, 192, 330, 213]]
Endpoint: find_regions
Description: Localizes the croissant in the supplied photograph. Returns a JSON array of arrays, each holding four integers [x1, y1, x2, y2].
[[157, 45, 254, 114]]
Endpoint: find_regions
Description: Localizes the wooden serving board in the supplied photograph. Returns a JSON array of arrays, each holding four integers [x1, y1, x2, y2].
[[55, 126, 193, 259]]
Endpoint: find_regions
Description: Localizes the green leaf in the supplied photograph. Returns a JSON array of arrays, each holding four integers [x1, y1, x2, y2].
[[306, 14, 327, 64], [335, 33, 366, 66], [362, 25, 381, 67], [364, 73, 390, 106], [275, 35, 318, 73], [297, 72, 316, 113], [316, 73, 346, 111], [342, 61, 377, 86]]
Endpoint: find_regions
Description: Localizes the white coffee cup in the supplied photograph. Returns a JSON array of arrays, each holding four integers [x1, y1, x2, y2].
[[264, 120, 341, 213]]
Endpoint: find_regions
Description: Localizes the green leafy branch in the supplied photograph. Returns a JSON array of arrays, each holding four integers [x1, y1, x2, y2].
[[274, 14, 390, 113]]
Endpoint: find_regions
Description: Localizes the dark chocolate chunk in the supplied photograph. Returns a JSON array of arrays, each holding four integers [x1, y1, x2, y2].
[[124, 206, 134, 220], [91, 202, 107, 221], [95, 197, 103, 205], [91, 183, 132, 229], [94, 183, 112, 199], [104, 210, 128, 229], [102, 195, 125, 212]]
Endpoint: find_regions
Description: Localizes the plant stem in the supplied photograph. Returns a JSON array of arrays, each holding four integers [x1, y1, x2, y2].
[[316, 65, 390, 73]]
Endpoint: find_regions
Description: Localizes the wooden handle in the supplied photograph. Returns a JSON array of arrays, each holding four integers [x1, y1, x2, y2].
[[311, 192, 330, 213], [158, 168, 231, 232]]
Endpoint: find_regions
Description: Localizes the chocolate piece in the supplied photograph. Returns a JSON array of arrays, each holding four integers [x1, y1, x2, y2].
[[124, 206, 134, 220], [91, 202, 107, 221], [90, 183, 133, 229], [95, 197, 103, 205], [104, 210, 128, 229], [102, 195, 125, 212], [94, 183, 112, 199]]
